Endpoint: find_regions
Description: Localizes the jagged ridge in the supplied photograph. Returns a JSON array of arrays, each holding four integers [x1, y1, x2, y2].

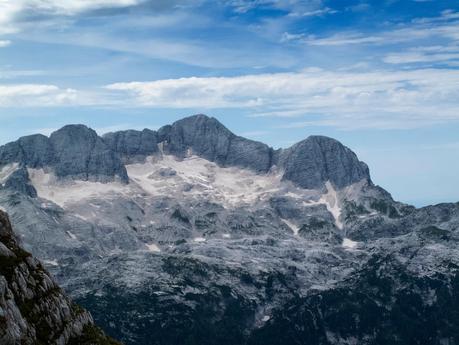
[[0, 114, 371, 192]]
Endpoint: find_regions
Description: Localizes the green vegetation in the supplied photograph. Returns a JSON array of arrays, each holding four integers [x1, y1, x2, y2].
[[370, 200, 400, 218], [68, 324, 122, 345], [419, 226, 450, 240]]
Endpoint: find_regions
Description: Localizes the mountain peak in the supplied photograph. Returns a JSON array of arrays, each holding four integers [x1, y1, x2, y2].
[[280, 134, 370, 189], [0, 124, 128, 184], [165, 114, 232, 137], [157, 114, 273, 172], [51, 124, 95, 134]]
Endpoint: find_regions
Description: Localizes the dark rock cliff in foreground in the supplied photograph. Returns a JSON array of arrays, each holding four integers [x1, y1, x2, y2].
[[0, 210, 120, 345]]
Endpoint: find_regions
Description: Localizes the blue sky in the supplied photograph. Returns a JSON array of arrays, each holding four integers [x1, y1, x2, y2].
[[0, 0, 459, 206]]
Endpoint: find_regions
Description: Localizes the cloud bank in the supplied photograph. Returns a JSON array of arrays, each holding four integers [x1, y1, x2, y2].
[[105, 68, 459, 129]]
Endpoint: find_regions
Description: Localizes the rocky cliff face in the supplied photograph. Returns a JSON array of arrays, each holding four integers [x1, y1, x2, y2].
[[0, 210, 120, 345], [277, 135, 370, 189], [103, 129, 159, 164], [0, 125, 128, 184], [0, 114, 368, 190], [0, 114, 458, 345], [157, 114, 274, 173]]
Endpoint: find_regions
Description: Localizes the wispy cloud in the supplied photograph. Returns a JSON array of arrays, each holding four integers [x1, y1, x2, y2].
[[0, 68, 45, 79], [0, 84, 79, 107], [222, 0, 325, 15], [0, 40, 11, 47], [104, 67, 459, 129], [283, 10, 459, 47], [0, 1, 148, 37], [287, 6, 337, 17]]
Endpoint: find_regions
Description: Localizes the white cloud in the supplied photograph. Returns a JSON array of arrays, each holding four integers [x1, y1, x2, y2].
[[18, 20, 296, 69], [0, 0, 145, 35], [383, 43, 459, 64], [105, 68, 459, 129], [0, 68, 45, 79], [284, 11, 459, 47], [384, 52, 459, 64], [288, 7, 337, 17], [2, 0, 143, 16], [223, 0, 325, 14], [0, 40, 11, 47], [0, 84, 79, 107], [2, 67, 459, 130]]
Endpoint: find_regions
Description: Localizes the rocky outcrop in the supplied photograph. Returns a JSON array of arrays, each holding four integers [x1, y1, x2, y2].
[[157, 114, 273, 173], [103, 129, 159, 164], [0, 134, 54, 169], [0, 210, 120, 345], [2, 167, 37, 198], [0, 126, 128, 184], [49, 125, 128, 183], [277, 136, 370, 190]]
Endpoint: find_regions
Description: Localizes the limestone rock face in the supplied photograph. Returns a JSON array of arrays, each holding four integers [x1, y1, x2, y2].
[[6, 114, 457, 345], [157, 115, 273, 173], [0, 126, 128, 184], [0, 134, 53, 169], [3, 167, 37, 198], [0, 115, 371, 191], [278, 135, 370, 189], [0, 210, 120, 345], [103, 129, 159, 164], [49, 125, 128, 183]]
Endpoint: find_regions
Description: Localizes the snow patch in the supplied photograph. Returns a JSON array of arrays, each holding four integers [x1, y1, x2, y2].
[[321, 182, 343, 230], [66, 231, 77, 240], [145, 243, 161, 252], [43, 259, 59, 266], [193, 237, 206, 243], [342, 238, 358, 250], [222, 233, 231, 239], [28, 168, 131, 207], [27, 156, 343, 225], [281, 219, 300, 236], [0, 163, 18, 185], [126, 155, 285, 207], [302, 182, 343, 230]]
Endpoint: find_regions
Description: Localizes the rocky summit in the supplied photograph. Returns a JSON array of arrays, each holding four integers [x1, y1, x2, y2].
[[0, 114, 458, 345]]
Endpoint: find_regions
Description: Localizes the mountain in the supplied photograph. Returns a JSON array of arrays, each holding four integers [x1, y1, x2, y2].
[[0, 114, 458, 345], [0, 209, 120, 344]]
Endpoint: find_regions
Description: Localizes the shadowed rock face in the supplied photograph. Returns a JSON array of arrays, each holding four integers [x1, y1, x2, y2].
[[157, 114, 274, 173], [103, 129, 159, 164], [3, 167, 37, 198], [49, 125, 129, 183], [0, 210, 120, 345], [0, 125, 128, 184], [278, 136, 371, 190], [0, 134, 53, 169]]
